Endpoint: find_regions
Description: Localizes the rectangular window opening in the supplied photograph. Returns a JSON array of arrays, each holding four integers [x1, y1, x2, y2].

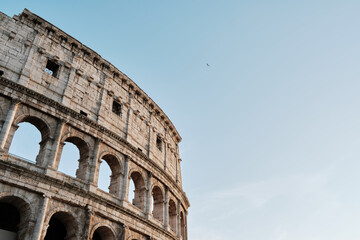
[[112, 100, 122, 116], [45, 59, 60, 77], [80, 110, 88, 117], [156, 135, 162, 152]]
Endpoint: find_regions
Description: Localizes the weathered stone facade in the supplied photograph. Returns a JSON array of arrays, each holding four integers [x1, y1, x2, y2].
[[0, 9, 189, 240]]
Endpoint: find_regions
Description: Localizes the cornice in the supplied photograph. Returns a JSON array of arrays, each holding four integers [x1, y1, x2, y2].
[[14, 8, 182, 143]]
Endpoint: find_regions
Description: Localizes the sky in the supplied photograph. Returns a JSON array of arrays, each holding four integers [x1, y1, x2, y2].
[[3, 1, 360, 239]]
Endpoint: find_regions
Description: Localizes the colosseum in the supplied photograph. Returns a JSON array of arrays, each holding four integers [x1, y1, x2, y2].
[[0, 8, 189, 240]]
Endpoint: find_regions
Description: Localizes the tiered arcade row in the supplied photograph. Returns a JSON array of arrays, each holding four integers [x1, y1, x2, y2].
[[0, 9, 189, 240]]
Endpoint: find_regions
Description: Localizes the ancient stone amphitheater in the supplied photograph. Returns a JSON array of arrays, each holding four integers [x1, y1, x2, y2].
[[0, 9, 189, 240]]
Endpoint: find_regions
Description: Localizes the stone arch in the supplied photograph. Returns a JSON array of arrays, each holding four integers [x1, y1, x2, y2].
[[128, 170, 146, 211], [168, 199, 177, 233], [97, 152, 123, 196], [0, 193, 32, 240], [6, 114, 52, 166], [151, 185, 164, 223], [90, 223, 116, 240], [56, 133, 90, 181], [44, 210, 78, 240], [13, 114, 51, 140]]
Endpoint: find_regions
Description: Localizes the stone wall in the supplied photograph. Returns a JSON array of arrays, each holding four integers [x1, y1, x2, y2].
[[0, 8, 189, 240]]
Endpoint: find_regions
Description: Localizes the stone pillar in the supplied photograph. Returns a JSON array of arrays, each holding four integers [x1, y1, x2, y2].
[[0, 100, 19, 150], [44, 120, 65, 169], [33, 194, 50, 240], [82, 206, 94, 240], [121, 156, 130, 202], [35, 137, 52, 167], [53, 142, 65, 170], [121, 224, 130, 240], [177, 158, 182, 184], [109, 172, 122, 197], [124, 95, 132, 140], [164, 186, 169, 230], [145, 171, 152, 218], [177, 199, 181, 237], [146, 112, 152, 157], [95, 73, 106, 123], [163, 129, 167, 171], [87, 138, 101, 187]]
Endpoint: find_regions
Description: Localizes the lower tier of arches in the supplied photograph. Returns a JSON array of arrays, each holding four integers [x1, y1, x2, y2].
[[0, 158, 187, 240]]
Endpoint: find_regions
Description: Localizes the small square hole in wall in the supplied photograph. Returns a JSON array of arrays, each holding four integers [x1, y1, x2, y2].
[[45, 59, 60, 77], [112, 100, 122, 116], [80, 110, 88, 117], [156, 135, 162, 152]]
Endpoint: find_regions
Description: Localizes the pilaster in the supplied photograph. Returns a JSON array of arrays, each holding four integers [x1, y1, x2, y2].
[[164, 186, 169, 230], [0, 99, 19, 150], [121, 155, 130, 202], [33, 194, 51, 240], [145, 171, 152, 218]]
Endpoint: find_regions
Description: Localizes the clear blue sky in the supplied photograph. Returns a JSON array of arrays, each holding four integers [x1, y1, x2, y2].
[[3, 1, 360, 239]]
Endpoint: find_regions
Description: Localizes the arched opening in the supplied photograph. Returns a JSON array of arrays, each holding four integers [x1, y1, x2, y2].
[[44, 212, 77, 240], [92, 226, 115, 240], [169, 199, 177, 233], [128, 172, 146, 210], [98, 154, 122, 196], [8, 122, 40, 162], [180, 211, 185, 239], [44, 218, 66, 240], [0, 202, 19, 239], [8, 116, 50, 166], [151, 186, 164, 223], [58, 142, 79, 178], [58, 136, 89, 180], [128, 178, 135, 202], [0, 196, 30, 240]]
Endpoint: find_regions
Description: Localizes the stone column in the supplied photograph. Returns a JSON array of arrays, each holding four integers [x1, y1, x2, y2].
[[53, 142, 65, 170], [145, 171, 152, 218], [95, 73, 106, 123], [164, 186, 169, 230], [163, 129, 167, 171], [87, 138, 101, 187], [0, 100, 19, 150], [124, 94, 132, 140], [35, 137, 52, 167], [82, 206, 94, 240], [121, 224, 130, 240], [146, 111, 152, 157], [177, 199, 181, 237], [45, 120, 65, 170], [33, 194, 51, 240], [121, 156, 130, 202], [109, 172, 122, 198], [177, 158, 182, 184]]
